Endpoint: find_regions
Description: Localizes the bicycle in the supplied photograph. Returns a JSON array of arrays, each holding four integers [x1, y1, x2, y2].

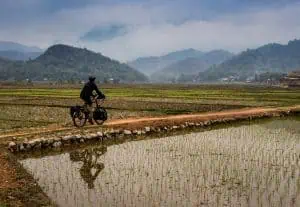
[[70, 96, 108, 127]]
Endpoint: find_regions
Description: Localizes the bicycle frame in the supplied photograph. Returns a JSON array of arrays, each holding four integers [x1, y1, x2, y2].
[[92, 97, 105, 107]]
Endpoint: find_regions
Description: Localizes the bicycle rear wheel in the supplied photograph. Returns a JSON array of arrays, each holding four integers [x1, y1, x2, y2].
[[72, 109, 87, 127]]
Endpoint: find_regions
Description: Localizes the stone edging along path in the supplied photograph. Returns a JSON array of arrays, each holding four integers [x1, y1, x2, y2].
[[7, 105, 300, 153]]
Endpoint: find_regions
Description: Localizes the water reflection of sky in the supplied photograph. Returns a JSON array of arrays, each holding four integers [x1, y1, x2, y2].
[[21, 119, 300, 207]]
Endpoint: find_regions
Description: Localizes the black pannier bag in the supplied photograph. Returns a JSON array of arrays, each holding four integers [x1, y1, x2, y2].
[[70, 105, 82, 117], [93, 107, 108, 121]]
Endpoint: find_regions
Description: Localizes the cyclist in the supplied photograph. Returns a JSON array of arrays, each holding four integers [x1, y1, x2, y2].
[[80, 76, 105, 124]]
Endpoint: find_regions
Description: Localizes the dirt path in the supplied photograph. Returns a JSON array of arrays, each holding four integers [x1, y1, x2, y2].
[[1, 106, 299, 140]]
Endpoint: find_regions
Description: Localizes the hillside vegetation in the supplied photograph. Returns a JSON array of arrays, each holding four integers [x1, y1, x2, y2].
[[0, 44, 148, 82], [151, 50, 233, 82], [128, 49, 204, 75], [0, 50, 42, 61], [199, 39, 300, 81]]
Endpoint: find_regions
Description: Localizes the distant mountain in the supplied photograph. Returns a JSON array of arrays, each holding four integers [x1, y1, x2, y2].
[[0, 41, 43, 52], [128, 49, 204, 76], [0, 50, 42, 61], [0, 56, 12, 67], [198, 39, 300, 81], [0, 44, 148, 82], [151, 50, 234, 82]]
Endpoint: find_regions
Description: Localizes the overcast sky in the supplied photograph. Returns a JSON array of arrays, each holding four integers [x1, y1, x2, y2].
[[1, 0, 300, 61]]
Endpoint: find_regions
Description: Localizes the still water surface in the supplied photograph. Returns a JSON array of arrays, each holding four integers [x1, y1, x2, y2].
[[21, 119, 300, 206]]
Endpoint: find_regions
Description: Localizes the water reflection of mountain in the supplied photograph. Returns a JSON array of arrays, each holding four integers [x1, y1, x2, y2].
[[70, 146, 107, 189]]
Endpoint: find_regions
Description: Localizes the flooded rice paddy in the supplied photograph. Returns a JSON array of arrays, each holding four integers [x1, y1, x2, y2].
[[20, 118, 300, 207]]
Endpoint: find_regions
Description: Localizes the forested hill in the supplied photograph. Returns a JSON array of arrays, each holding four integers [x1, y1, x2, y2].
[[128, 49, 204, 75], [0, 44, 148, 82], [199, 39, 300, 81], [151, 50, 233, 82], [0, 50, 42, 61]]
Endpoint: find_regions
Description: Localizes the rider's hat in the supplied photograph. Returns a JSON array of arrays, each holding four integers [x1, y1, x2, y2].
[[89, 76, 96, 82]]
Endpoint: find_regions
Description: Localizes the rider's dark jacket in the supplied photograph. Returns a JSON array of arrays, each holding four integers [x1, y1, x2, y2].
[[80, 81, 104, 105]]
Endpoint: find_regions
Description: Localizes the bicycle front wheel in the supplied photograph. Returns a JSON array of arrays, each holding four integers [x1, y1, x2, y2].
[[93, 107, 108, 125]]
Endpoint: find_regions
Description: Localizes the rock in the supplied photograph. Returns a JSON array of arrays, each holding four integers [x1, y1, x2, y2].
[[62, 135, 73, 142], [25, 143, 31, 150], [203, 121, 210, 125], [8, 142, 17, 152], [114, 129, 121, 134], [75, 135, 82, 140], [172, 126, 179, 129], [53, 138, 61, 143], [105, 133, 112, 139], [89, 134, 97, 139], [145, 127, 151, 133], [34, 142, 42, 149], [29, 139, 40, 147], [188, 122, 195, 126], [80, 139, 85, 143], [53, 141, 62, 148], [97, 132, 103, 137], [85, 135, 92, 140], [8, 141, 16, 148], [40, 138, 46, 143], [136, 130, 142, 135], [123, 130, 132, 135], [19, 144, 25, 151], [47, 138, 55, 145], [28, 140, 36, 147]]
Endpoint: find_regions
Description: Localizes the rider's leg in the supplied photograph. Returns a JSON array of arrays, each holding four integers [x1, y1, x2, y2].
[[84, 99, 94, 124], [87, 104, 93, 122]]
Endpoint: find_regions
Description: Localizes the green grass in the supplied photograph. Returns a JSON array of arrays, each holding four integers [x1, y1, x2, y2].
[[1, 84, 300, 131], [0, 85, 300, 106]]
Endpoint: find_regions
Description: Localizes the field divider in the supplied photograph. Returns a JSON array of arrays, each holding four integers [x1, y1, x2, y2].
[[7, 105, 300, 154], [0, 106, 300, 142]]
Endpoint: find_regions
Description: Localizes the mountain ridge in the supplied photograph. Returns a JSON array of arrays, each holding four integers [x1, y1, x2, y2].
[[0, 50, 42, 61], [0, 41, 43, 53], [151, 50, 234, 82], [198, 39, 300, 81], [128, 49, 204, 75], [0, 44, 148, 82]]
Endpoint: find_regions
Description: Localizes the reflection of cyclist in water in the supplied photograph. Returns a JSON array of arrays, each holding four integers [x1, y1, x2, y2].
[[70, 146, 107, 189]]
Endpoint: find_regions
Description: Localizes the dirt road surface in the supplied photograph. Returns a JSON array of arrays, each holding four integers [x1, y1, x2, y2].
[[1, 105, 299, 140]]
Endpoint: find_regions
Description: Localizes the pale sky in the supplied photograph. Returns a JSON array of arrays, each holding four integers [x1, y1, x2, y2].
[[1, 0, 300, 61]]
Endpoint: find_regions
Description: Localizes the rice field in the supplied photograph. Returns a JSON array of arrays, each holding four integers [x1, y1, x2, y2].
[[20, 118, 300, 207], [2, 84, 276, 131]]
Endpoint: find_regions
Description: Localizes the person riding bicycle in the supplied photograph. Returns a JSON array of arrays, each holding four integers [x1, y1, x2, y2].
[[80, 76, 105, 124]]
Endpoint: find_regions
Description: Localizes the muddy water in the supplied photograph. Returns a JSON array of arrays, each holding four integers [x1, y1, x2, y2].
[[20, 119, 300, 207]]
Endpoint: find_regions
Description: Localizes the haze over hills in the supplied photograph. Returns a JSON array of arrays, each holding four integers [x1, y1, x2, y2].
[[0, 44, 148, 82], [127, 49, 204, 76], [0, 50, 42, 61], [0, 41, 43, 61], [198, 39, 300, 81], [0, 41, 43, 53], [151, 50, 233, 82]]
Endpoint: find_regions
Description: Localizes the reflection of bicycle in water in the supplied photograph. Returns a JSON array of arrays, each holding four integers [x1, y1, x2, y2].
[[70, 146, 107, 189]]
